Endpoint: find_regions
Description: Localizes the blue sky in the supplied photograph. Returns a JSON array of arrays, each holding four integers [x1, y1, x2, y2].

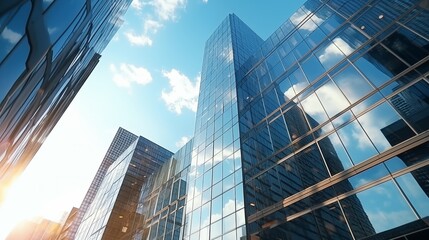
[[0, 0, 307, 236]]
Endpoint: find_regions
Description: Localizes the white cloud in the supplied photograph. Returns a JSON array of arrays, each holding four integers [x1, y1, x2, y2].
[[161, 69, 200, 114], [175, 136, 191, 148], [315, 80, 349, 117], [290, 7, 323, 32], [318, 37, 354, 68], [150, 0, 186, 21], [202, 0, 208, 3], [131, 0, 144, 10], [124, 32, 153, 46], [110, 63, 152, 89], [144, 19, 163, 33], [1, 27, 22, 44], [332, 37, 354, 55]]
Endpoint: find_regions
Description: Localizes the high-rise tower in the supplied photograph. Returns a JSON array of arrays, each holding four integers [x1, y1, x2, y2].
[[0, 0, 132, 202], [67, 127, 138, 239]]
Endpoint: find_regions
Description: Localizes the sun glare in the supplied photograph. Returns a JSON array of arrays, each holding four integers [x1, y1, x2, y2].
[[0, 176, 40, 239]]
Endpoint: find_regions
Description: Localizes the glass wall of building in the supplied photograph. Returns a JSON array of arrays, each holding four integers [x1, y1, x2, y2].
[[0, 0, 132, 202], [183, 14, 264, 240], [236, 0, 429, 239], [129, 139, 194, 240], [75, 136, 173, 240]]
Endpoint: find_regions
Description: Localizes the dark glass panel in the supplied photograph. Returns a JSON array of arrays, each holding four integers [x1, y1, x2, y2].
[[318, 132, 353, 175], [383, 27, 429, 66], [388, 80, 429, 133]]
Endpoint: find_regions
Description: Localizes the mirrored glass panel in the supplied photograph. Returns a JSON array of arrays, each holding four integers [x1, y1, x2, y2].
[[332, 64, 374, 104], [340, 181, 417, 239], [388, 80, 429, 133], [315, 79, 349, 118], [337, 120, 378, 165], [357, 101, 415, 152]]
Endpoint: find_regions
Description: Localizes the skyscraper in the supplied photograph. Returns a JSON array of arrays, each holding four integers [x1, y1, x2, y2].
[[76, 0, 429, 239], [74, 132, 173, 240], [66, 127, 138, 240], [0, 0, 132, 202]]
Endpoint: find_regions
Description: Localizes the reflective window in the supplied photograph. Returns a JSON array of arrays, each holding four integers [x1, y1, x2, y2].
[[0, 37, 29, 103], [332, 65, 374, 104], [293, 41, 310, 60], [360, 101, 415, 152], [357, 44, 408, 87], [319, 12, 344, 35], [0, 2, 30, 63], [395, 169, 429, 218], [337, 120, 378, 165], [318, 132, 353, 175], [263, 88, 280, 115], [341, 181, 417, 238], [351, 92, 383, 116], [312, 202, 353, 239], [200, 202, 211, 228], [300, 53, 325, 82], [305, 27, 327, 49], [277, 75, 294, 103], [388, 80, 429, 133], [211, 196, 222, 223], [383, 27, 429, 66], [44, 0, 86, 43], [300, 93, 328, 128], [281, 51, 296, 70], [268, 115, 291, 152], [283, 104, 311, 141], [210, 220, 222, 238], [348, 164, 389, 189], [315, 79, 349, 118], [289, 67, 309, 96], [315, 39, 345, 70], [223, 188, 235, 217], [223, 213, 236, 234]]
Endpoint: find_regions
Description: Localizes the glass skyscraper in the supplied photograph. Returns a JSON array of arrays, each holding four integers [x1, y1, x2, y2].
[[0, 0, 132, 202], [74, 0, 429, 239], [75, 134, 173, 240], [68, 127, 138, 240]]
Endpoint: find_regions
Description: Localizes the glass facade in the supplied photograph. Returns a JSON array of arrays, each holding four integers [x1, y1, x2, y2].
[[68, 127, 138, 239], [0, 0, 132, 201], [74, 0, 429, 239], [75, 135, 173, 240], [184, 14, 263, 240], [236, 0, 429, 239]]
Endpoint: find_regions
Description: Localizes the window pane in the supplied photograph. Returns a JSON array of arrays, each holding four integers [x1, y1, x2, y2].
[[289, 67, 309, 95], [315, 80, 349, 117], [340, 181, 417, 239], [357, 101, 415, 152], [388, 80, 429, 133], [268, 115, 291, 152], [318, 132, 353, 175], [301, 54, 326, 82], [300, 93, 328, 128], [337, 120, 378, 165], [315, 39, 345, 70], [395, 170, 429, 218], [383, 27, 429, 65], [332, 65, 374, 104]]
